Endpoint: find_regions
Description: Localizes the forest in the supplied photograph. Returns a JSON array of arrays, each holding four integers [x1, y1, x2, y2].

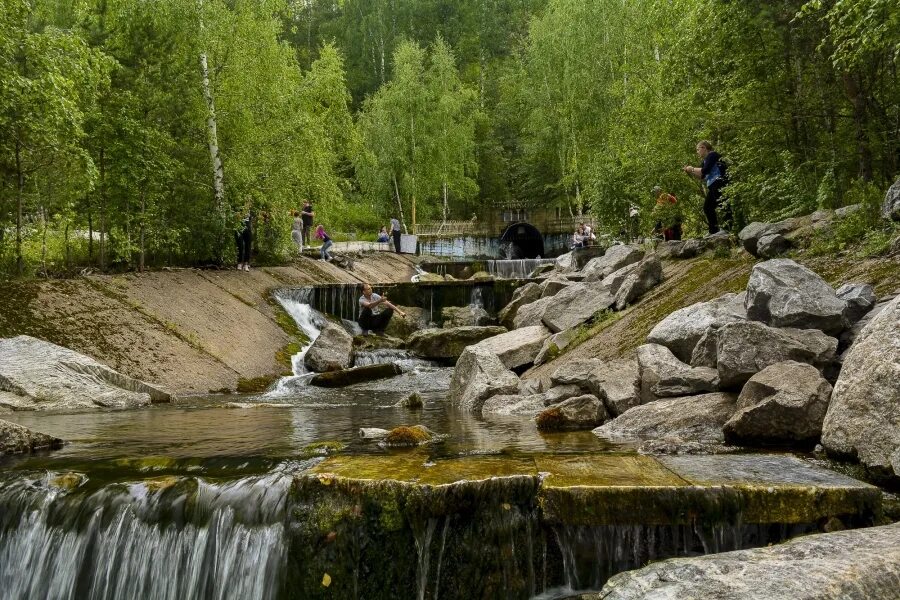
[[1, 0, 898, 276]]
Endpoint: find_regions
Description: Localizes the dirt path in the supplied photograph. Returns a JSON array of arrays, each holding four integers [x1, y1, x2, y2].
[[0, 255, 419, 395]]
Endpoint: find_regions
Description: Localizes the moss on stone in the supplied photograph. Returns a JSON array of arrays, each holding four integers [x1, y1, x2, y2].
[[384, 425, 432, 447], [236, 375, 278, 393], [535, 408, 565, 431]]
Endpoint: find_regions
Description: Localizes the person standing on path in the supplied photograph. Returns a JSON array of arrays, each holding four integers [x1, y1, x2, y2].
[[683, 140, 729, 234], [358, 283, 406, 334], [235, 209, 252, 271], [390, 217, 402, 253], [315, 223, 333, 261], [300, 200, 315, 249]]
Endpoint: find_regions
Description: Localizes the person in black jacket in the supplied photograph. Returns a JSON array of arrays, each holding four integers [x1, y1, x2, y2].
[[683, 140, 729, 234]]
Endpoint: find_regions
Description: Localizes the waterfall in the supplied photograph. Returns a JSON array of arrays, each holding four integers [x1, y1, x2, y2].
[[268, 294, 327, 395], [485, 259, 555, 279], [0, 464, 304, 600]]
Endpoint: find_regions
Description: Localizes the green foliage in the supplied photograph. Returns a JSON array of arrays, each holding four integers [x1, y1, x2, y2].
[[808, 179, 898, 257]]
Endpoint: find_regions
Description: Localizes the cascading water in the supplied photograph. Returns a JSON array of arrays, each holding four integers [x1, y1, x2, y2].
[[267, 293, 327, 395], [0, 462, 308, 600], [485, 258, 555, 279]]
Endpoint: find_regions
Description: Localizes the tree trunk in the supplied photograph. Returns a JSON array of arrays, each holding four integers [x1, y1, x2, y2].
[[40, 204, 48, 279], [139, 187, 146, 272], [841, 72, 873, 182], [64, 220, 70, 268], [200, 52, 225, 217], [87, 206, 93, 262], [99, 147, 107, 269], [392, 173, 408, 234], [15, 137, 24, 276]]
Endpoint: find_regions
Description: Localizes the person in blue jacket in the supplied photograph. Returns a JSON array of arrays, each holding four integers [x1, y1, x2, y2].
[[684, 140, 730, 234]]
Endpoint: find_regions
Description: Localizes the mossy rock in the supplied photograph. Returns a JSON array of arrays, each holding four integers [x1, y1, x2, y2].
[[384, 425, 433, 447], [535, 407, 566, 431], [309, 363, 401, 388], [236, 375, 279, 393]]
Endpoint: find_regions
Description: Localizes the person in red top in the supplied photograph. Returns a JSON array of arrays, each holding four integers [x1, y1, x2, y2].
[[652, 186, 682, 241]]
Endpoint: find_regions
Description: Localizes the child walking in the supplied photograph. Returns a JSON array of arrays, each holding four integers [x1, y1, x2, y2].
[[315, 224, 333, 261]]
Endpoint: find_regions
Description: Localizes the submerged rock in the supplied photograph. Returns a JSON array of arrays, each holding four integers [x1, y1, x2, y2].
[[647, 292, 746, 363], [304, 322, 353, 372], [723, 361, 832, 446], [358, 427, 389, 440], [594, 392, 737, 445], [535, 394, 608, 430], [822, 294, 900, 477], [471, 325, 550, 370], [0, 419, 63, 455], [581, 245, 644, 282], [599, 522, 900, 600], [396, 391, 423, 409], [481, 393, 547, 416], [745, 259, 847, 334], [0, 335, 172, 410], [407, 326, 507, 360], [309, 363, 402, 387], [449, 347, 520, 411]]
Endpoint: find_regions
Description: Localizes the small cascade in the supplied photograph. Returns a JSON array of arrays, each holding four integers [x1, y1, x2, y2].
[[352, 348, 435, 372], [485, 258, 555, 279], [268, 294, 327, 395], [469, 286, 485, 310], [0, 464, 305, 600]]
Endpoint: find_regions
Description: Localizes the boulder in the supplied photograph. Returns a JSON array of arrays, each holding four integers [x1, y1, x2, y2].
[[600, 262, 640, 296], [703, 230, 733, 252], [654, 240, 684, 259], [528, 263, 555, 278], [883, 176, 900, 221], [498, 282, 542, 329], [512, 295, 557, 329], [593, 392, 737, 444], [647, 293, 746, 363], [305, 322, 353, 372], [383, 425, 436, 447], [539, 274, 573, 298], [835, 282, 876, 325], [723, 361, 833, 445], [518, 376, 549, 395], [309, 363, 402, 387], [551, 358, 604, 387], [756, 232, 791, 258], [384, 306, 426, 339], [834, 203, 862, 219], [481, 393, 546, 416], [589, 358, 641, 417], [745, 259, 847, 334], [837, 294, 894, 357], [449, 347, 520, 411], [0, 335, 172, 410], [535, 394, 608, 430], [599, 523, 900, 600], [711, 321, 838, 389], [0, 419, 64, 455], [637, 343, 719, 401], [470, 325, 550, 370], [543, 384, 585, 406], [554, 251, 577, 273], [613, 256, 663, 309], [581, 245, 644, 282], [407, 326, 507, 360], [738, 218, 801, 256], [533, 329, 579, 366], [541, 283, 616, 333], [674, 238, 703, 258], [822, 295, 900, 476], [441, 305, 492, 328]]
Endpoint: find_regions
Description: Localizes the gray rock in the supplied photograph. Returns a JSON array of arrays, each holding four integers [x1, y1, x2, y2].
[[449, 347, 520, 411], [837, 294, 894, 357], [541, 283, 616, 333], [703, 230, 733, 252], [518, 376, 549, 395], [594, 392, 737, 444], [835, 203, 862, 218], [384, 306, 427, 339], [637, 343, 719, 401], [528, 263, 555, 278], [0, 335, 172, 410], [835, 282, 876, 325], [481, 393, 547, 416], [674, 238, 703, 258], [589, 358, 641, 417], [653, 240, 684, 259], [358, 427, 389, 440], [811, 209, 834, 223], [309, 363, 401, 387], [723, 361, 833, 445], [554, 251, 577, 273], [512, 295, 557, 329], [543, 384, 585, 406], [689, 327, 719, 368], [536, 394, 608, 430], [304, 322, 353, 372], [498, 282, 542, 329], [738, 218, 802, 256], [551, 358, 604, 387], [745, 259, 847, 334], [599, 523, 900, 600], [470, 325, 550, 370], [533, 329, 579, 366], [713, 321, 838, 389], [441, 305, 491, 327], [613, 256, 663, 310], [539, 274, 573, 298], [822, 295, 900, 476], [0, 419, 64, 455], [581, 245, 644, 282], [756, 232, 790, 258], [648, 292, 746, 363], [883, 177, 900, 220], [407, 326, 507, 360]]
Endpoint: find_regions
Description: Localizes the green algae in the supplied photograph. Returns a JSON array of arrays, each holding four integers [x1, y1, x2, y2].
[[536, 454, 687, 488], [236, 375, 279, 393]]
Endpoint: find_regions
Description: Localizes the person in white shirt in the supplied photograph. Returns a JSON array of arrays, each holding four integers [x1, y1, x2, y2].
[[358, 283, 406, 334]]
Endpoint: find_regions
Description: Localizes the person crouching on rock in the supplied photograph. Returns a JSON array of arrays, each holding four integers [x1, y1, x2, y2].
[[358, 283, 406, 335]]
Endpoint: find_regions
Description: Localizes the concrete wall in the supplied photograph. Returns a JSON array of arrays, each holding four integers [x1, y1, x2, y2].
[[418, 232, 570, 259]]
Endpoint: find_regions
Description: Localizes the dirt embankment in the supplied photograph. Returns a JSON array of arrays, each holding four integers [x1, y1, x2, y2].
[[0, 253, 418, 395], [525, 253, 900, 382]]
